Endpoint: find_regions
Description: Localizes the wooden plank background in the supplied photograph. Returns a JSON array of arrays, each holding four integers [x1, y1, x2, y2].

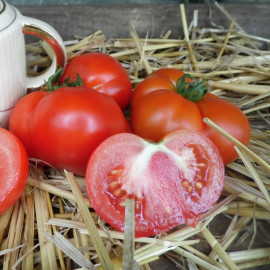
[[15, 3, 270, 41]]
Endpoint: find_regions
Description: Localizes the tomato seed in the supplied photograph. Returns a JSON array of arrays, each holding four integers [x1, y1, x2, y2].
[[135, 201, 142, 212], [188, 186, 193, 193], [108, 180, 119, 189], [111, 169, 123, 175], [119, 199, 125, 207], [113, 189, 122, 197], [181, 180, 189, 188], [195, 181, 203, 190], [197, 163, 206, 167]]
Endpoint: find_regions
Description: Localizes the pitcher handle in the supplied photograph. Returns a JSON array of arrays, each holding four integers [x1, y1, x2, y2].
[[21, 16, 67, 89]]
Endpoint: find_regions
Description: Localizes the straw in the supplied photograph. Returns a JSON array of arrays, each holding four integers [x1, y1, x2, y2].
[[65, 171, 114, 270], [2, 2, 270, 269]]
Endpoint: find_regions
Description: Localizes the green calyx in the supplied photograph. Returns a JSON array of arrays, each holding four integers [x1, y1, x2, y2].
[[43, 67, 83, 92], [176, 74, 208, 102]]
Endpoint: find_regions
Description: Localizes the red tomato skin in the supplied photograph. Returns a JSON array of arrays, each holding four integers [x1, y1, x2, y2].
[[131, 68, 187, 109], [130, 89, 204, 142], [60, 53, 132, 109], [86, 130, 224, 237], [151, 68, 186, 84], [196, 93, 251, 165], [0, 128, 29, 214], [9, 87, 130, 176], [9, 91, 48, 158]]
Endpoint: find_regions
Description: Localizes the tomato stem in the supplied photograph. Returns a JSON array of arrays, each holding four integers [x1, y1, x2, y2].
[[43, 67, 84, 92], [176, 74, 208, 102]]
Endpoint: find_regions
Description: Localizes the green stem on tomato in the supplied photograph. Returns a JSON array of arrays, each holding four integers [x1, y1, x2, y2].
[[176, 74, 208, 102], [44, 67, 84, 92]]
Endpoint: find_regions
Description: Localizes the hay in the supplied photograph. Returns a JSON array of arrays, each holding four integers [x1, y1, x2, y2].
[[1, 3, 270, 270]]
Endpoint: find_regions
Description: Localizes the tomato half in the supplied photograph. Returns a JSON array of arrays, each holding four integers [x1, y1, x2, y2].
[[60, 53, 132, 109], [9, 86, 130, 176], [86, 129, 224, 237], [0, 128, 29, 214]]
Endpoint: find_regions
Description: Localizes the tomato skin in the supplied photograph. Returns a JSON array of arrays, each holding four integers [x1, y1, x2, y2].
[[86, 129, 224, 237], [131, 68, 187, 109], [60, 53, 132, 109], [9, 87, 130, 176], [131, 68, 251, 165], [151, 68, 186, 83], [196, 93, 251, 165], [0, 128, 29, 214], [9, 91, 48, 158], [130, 89, 203, 142]]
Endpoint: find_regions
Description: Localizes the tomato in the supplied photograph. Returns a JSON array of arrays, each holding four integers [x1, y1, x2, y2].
[[9, 86, 130, 176], [0, 128, 29, 214], [130, 89, 203, 142], [130, 68, 251, 165], [86, 129, 224, 237], [9, 91, 48, 158], [60, 53, 132, 109], [131, 68, 187, 109], [196, 93, 251, 165]]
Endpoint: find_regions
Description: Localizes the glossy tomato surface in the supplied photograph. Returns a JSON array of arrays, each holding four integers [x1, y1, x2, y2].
[[130, 89, 203, 142], [131, 68, 187, 109], [0, 128, 29, 214], [9, 91, 47, 158], [86, 129, 224, 237], [9, 87, 130, 176], [60, 53, 132, 109], [196, 93, 251, 165], [130, 68, 251, 165]]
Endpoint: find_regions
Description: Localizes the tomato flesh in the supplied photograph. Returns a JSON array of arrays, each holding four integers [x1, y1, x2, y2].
[[86, 129, 224, 237], [0, 128, 29, 214]]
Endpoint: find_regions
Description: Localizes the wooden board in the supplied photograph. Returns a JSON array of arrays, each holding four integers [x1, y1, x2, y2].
[[16, 3, 270, 41]]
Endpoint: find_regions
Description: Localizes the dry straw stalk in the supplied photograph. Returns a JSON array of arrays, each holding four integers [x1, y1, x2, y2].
[[1, 2, 270, 270]]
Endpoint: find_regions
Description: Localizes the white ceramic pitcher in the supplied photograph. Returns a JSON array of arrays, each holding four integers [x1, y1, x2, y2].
[[0, 0, 66, 128]]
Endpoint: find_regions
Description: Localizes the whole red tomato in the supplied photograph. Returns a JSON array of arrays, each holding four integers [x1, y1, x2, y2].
[[131, 89, 204, 142], [60, 53, 132, 109], [130, 68, 251, 165], [9, 86, 130, 176], [196, 93, 251, 165], [86, 129, 224, 237], [0, 128, 29, 214], [131, 68, 188, 109]]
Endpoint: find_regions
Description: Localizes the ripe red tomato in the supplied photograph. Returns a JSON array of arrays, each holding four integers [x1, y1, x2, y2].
[[86, 129, 224, 237], [131, 68, 187, 109], [0, 128, 29, 214], [130, 68, 251, 165], [9, 86, 130, 176], [130, 89, 203, 142], [60, 53, 132, 109], [196, 93, 251, 165]]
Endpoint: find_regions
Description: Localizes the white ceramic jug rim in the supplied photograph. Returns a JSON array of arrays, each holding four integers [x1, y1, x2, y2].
[[0, 0, 16, 32]]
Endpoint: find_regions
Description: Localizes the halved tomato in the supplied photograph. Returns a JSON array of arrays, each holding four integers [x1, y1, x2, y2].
[[0, 128, 29, 214], [86, 129, 224, 237]]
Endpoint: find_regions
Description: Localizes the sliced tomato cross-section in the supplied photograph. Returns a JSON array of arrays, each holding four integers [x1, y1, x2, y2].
[[86, 129, 224, 237]]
